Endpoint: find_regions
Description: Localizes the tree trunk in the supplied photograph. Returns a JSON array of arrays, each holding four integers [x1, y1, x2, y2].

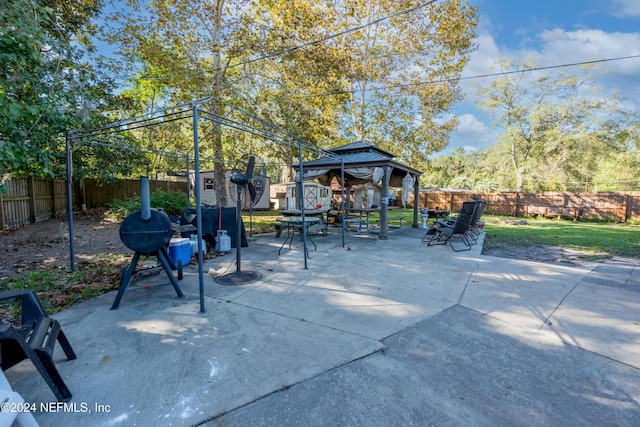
[[211, 0, 228, 207], [515, 168, 525, 192]]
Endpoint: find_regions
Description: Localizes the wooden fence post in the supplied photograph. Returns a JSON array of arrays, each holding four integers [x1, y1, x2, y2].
[[50, 180, 57, 218], [27, 176, 36, 224], [625, 194, 631, 222], [0, 192, 4, 231]]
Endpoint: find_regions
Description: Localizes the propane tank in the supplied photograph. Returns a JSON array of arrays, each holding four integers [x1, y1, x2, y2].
[[190, 234, 207, 256], [215, 230, 231, 252]]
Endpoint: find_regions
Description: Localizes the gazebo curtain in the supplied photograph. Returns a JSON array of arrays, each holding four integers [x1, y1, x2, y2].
[[296, 166, 394, 187]]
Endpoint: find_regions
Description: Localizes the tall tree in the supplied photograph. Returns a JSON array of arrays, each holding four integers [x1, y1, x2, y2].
[[259, 0, 478, 167], [103, 0, 258, 205], [102, 0, 478, 198], [0, 0, 110, 181], [476, 58, 629, 192]]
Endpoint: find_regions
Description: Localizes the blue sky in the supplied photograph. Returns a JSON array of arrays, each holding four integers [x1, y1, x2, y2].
[[445, 0, 640, 155]]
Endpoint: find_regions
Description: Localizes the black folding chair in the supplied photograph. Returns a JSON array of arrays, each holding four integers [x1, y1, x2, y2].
[[0, 290, 77, 402], [422, 201, 476, 251]]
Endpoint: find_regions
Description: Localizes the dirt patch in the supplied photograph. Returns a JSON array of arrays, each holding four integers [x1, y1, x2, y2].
[[481, 240, 606, 266], [0, 209, 130, 278]]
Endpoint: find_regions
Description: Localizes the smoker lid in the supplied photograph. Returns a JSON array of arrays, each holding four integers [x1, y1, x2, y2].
[[119, 209, 173, 254]]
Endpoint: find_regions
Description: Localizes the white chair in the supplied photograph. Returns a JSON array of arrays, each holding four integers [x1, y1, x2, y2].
[[0, 369, 39, 427]]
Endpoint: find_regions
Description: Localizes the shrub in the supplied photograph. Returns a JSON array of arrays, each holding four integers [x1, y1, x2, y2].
[[106, 189, 191, 218]]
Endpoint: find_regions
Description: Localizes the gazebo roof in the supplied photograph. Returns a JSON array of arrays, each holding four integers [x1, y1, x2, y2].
[[294, 141, 421, 187]]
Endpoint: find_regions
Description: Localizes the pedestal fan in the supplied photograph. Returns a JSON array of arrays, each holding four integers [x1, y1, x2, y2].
[[214, 156, 263, 285]]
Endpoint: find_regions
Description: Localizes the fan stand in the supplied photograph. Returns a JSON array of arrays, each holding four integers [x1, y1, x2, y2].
[[214, 171, 263, 286]]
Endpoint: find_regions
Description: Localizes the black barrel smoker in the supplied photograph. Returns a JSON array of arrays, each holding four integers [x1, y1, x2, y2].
[[110, 177, 184, 309]]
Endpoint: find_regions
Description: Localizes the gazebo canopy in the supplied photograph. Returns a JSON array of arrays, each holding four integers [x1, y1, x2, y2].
[[294, 141, 422, 187]]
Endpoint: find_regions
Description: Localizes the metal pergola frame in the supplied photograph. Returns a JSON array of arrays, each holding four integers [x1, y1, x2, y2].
[[65, 97, 346, 313]]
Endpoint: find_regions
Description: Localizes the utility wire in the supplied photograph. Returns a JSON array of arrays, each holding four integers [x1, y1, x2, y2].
[[138, 0, 438, 82], [311, 54, 640, 98]]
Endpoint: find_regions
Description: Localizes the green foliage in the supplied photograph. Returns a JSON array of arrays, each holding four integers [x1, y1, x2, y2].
[[0, 254, 128, 315], [105, 189, 191, 218], [425, 130, 640, 192], [0, 0, 115, 180], [467, 58, 639, 192], [149, 189, 192, 217], [101, 0, 479, 198]]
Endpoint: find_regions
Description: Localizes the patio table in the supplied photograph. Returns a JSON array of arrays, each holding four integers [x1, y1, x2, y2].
[[346, 208, 379, 232], [276, 216, 320, 255]]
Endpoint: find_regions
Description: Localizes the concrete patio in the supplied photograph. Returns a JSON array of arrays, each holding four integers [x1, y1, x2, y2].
[[5, 226, 640, 426]]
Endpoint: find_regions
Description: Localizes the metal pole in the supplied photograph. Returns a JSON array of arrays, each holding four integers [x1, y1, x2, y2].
[[413, 175, 420, 228], [65, 133, 75, 272], [193, 103, 206, 313], [186, 154, 191, 208], [236, 185, 242, 274], [341, 159, 345, 248], [298, 141, 308, 269], [379, 166, 390, 240]]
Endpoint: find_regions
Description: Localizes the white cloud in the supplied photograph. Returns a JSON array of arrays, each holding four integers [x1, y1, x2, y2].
[[611, 0, 640, 17], [451, 6, 640, 153], [444, 113, 499, 155], [463, 32, 502, 78], [537, 28, 640, 75], [536, 28, 640, 103]]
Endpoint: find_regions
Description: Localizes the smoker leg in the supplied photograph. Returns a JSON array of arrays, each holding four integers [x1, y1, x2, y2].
[[111, 252, 141, 310], [157, 247, 185, 299]]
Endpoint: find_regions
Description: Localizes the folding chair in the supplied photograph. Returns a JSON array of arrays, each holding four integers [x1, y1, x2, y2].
[[466, 200, 487, 243], [0, 290, 77, 402], [422, 201, 476, 251]]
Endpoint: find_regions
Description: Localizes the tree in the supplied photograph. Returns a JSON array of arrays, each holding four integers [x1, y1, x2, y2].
[[261, 0, 478, 167], [102, 0, 478, 198], [102, 0, 256, 204], [476, 58, 631, 192], [0, 0, 112, 182]]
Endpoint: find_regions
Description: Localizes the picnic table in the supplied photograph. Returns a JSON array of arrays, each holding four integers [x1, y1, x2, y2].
[[276, 216, 320, 255], [275, 209, 328, 237], [346, 207, 404, 233]]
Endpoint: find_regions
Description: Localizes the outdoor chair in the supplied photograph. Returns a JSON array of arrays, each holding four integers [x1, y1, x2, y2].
[[0, 368, 39, 426], [466, 200, 487, 243], [0, 290, 77, 402], [428, 200, 485, 244], [422, 201, 476, 251]]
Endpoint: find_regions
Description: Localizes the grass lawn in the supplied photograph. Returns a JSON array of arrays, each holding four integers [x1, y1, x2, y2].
[[480, 214, 640, 259], [325, 208, 640, 260]]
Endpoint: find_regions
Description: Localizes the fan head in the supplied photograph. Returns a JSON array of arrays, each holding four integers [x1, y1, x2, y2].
[[228, 155, 267, 209]]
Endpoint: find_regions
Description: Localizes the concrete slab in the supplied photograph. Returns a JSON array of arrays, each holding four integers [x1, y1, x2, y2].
[[547, 282, 640, 369], [460, 256, 592, 330], [226, 235, 475, 339], [213, 306, 640, 426], [7, 290, 383, 426], [581, 260, 640, 292], [4, 226, 640, 426]]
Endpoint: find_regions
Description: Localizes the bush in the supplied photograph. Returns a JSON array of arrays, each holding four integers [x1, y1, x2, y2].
[[106, 189, 191, 218]]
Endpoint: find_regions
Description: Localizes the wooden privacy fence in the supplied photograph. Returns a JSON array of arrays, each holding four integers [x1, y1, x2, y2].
[[4, 177, 640, 230], [0, 177, 73, 229], [409, 190, 640, 222], [0, 177, 187, 230]]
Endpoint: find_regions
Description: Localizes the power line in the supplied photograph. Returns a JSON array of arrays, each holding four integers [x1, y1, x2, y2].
[[229, 0, 438, 69], [138, 0, 438, 82], [310, 54, 640, 98]]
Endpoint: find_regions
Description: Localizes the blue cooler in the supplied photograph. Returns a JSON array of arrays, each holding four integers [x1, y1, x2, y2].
[[168, 238, 190, 266]]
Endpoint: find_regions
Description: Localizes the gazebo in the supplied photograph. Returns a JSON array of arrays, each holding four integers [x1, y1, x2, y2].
[[294, 141, 422, 240]]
